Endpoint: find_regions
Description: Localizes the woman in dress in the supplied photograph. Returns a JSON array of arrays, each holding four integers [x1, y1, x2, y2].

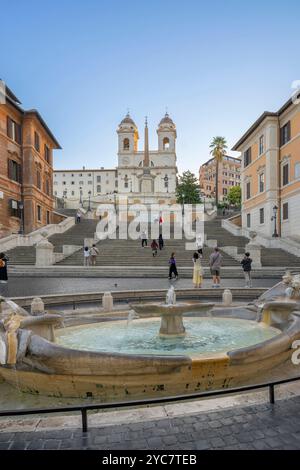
[[192, 252, 203, 288]]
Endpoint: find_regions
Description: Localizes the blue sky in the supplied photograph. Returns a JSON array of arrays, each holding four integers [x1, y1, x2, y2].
[[1, 0, 300, 173]]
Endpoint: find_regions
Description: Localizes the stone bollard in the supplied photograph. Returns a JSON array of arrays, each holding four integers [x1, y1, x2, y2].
[[35, 239, 54, 266], [102, 292, 113, 312], [222, 289, 232, 306], [31, 297, 45, 316]]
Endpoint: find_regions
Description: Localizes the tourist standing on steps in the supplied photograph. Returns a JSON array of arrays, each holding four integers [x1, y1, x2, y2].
[[158, 233, 164, 250], [90, 244, 99, 266], [169, 252, 178, 280], [241, 252, 253, 288], [0, 252, 9, 296], [141, 230, 147, 247], [151, 239, 158, 257], [209, 247, 223, 288], [83, 246, 90, 266], [192, 252, 203, 288], [76, 210, 81, 223]]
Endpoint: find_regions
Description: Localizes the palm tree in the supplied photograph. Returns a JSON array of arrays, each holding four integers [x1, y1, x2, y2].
[[209, 136, 227, 207]]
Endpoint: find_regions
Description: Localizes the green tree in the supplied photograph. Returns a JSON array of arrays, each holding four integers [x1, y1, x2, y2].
[[228, 185, 241, 206], [176, 171, 201, 204], [209, 136, 227, 206]]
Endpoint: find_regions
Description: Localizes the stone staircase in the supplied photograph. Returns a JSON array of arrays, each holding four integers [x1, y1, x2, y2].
[[5, 216, 300, 268]]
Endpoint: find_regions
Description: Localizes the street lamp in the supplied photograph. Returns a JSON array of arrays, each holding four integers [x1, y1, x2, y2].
[[18, 201, 24, 235], [63, 189, 67, 208], [79, 187, 83, 206], [271, 205, 279, 237], [182, 192, 185, 215], [88, 191, 91, 212]]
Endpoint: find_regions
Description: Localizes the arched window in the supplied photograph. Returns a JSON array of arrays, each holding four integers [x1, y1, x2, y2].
[[123, 138, 130, 150], [163, 137, 170, 150]]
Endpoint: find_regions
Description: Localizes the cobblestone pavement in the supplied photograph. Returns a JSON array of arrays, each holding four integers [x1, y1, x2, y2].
[[1, 396, 300, 450], [2, 276, 277, 298]]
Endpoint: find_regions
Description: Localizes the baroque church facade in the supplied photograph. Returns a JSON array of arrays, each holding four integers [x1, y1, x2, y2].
[[53, 113, 178, 207]]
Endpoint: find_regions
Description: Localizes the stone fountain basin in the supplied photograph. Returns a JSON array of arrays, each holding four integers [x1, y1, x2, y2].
[[262, 300, 298, 314], [1, 312, 300, 400], [130, 303, 214, 316]]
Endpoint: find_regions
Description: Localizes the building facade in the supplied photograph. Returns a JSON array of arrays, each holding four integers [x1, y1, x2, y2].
[[232, 94, 300, 238], [54, 112, 178, 206], [199, 155, 241, 201], [0, 82, 61, 237]]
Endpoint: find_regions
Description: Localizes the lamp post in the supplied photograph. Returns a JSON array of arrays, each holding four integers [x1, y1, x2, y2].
[[18, 201, 24, 235], [63, 189, 67, 208], [182, 192, 185, 216], [79, 187, 83, 206], [271, 205, 279, 237], [88, 191, 91, 212]]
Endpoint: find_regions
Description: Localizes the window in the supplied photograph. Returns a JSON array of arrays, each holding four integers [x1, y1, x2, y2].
[[54, 181, 58, 185], [79, 173, 83, 177], [295, 163, 300, 179], [247, 213, 251, 228], [37, 205, 42, 221], [71, 181, 75, 185], [246, 181, 251, 199], [282, 163, 289, 186], [46, 211, 50, 225], [283, 202, 289, 220], [44, 145, 50, 163], [244, 148, 252, 167], [36, 170, 41, 189], [259, 173, 265, 192], [88, 173, 91, 177], [223, 188, 227, 195], [97, 185, 101, 193], [7, 117, 21, 144], [62, 181, 66, 185], [8, 159, 22, 183], [34, 132, 40, 152], [71, 191, 74, 196], [97, 176, 101, 183], [9, 199, 20, 218], [79, 181, 84, 185], [45, 179, 50, 195], [280, 122, 291, 146], [123, 138, 130, 150], [163, 137, 170, 150], [88, 181, 92, 185], [115, 180, 118, 187], [259, 208, 264, 224], [54, 191, 57, 196], [259, 135, 264, 155]]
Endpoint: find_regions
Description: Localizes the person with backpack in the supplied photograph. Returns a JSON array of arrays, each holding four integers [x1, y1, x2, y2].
[[0, 252, 9, 296], [151, 239, 158, 257], [168, 252, 178, 280], [241, 252, 253, 288], [209, 247, 223, 288], [76, 210, 81, 224], [141, 230, 147, 248], [89, 244, 99, 266]]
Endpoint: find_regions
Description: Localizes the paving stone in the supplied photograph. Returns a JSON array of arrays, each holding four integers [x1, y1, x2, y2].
[[0, 442, 12, 450], [43, 439, 61, 450]]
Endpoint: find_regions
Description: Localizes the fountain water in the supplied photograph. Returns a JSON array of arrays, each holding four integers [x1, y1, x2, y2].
[[130, 287, 214, 337]]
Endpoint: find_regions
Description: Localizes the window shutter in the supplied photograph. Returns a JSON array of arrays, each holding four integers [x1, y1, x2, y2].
[[7, 159, 12, 179], [18, 164, 23, 184], [16, 123, 22, 144], [287, 121, 291, 141], [7, 117, 12, 138]]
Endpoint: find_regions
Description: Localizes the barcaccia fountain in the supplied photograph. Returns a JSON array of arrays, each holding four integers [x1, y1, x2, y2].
[[0, 275, 300, 401]]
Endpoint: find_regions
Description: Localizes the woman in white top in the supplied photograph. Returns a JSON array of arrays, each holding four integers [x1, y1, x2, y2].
[[192, 252, 203, 288]]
